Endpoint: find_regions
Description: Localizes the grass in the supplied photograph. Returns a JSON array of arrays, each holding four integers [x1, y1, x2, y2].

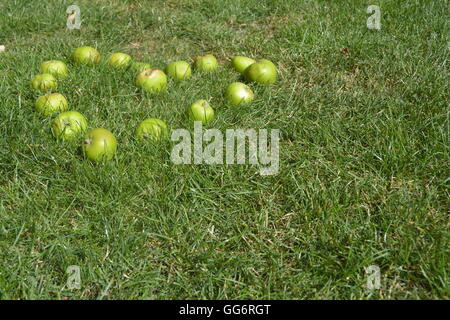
[[0, 0, 448, 299]]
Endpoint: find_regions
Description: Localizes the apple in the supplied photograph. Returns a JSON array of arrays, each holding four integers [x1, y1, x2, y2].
[[194, 54, 218, 72], [225, 82, 254, 106], [135, 68, 167, 93], [107, 52, 132, 69], [131, 62, 151, 74], [188, 99, 214, 124], [231, 56, 256, 74], [259, 59, 276, 69], [40, 60, 68, 79], [72, 46, 101, 65], [167, 61, 192, 80], [30, 73, 57, 92], [135, 118, 168, 141], [83, 128, 117, 162], [52, 111, 87, 141], [35, 93, 68, 116], [243, 59, 277, 85]]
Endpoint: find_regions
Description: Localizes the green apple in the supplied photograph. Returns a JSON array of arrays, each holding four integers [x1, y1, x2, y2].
[[188, 99, 214, 124], [194, 54, 218, 72], [52, 111, 87, 141], [30, 73, 57, 92], [243, 59, 277, 85], [131, 62, 152, 74], [225, 82, 254, 106], [107, 52, 132, 69], [231, 56, 256, 74], [40, 60, 68, 79], [35, 93, 68, 116], [83, 128, 117, 162], [259, 59, 276, 69], [167, 61, 192, 80], [135, 118, 168, 141], [72, 46, 101, 65], [135, 68, 167, 93]]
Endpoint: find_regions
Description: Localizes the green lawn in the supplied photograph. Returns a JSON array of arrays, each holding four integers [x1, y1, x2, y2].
[[0, 0, 448, 299]]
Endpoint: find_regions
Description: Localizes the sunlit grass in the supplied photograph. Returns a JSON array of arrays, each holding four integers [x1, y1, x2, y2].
[[0, 0, 448, 299]]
